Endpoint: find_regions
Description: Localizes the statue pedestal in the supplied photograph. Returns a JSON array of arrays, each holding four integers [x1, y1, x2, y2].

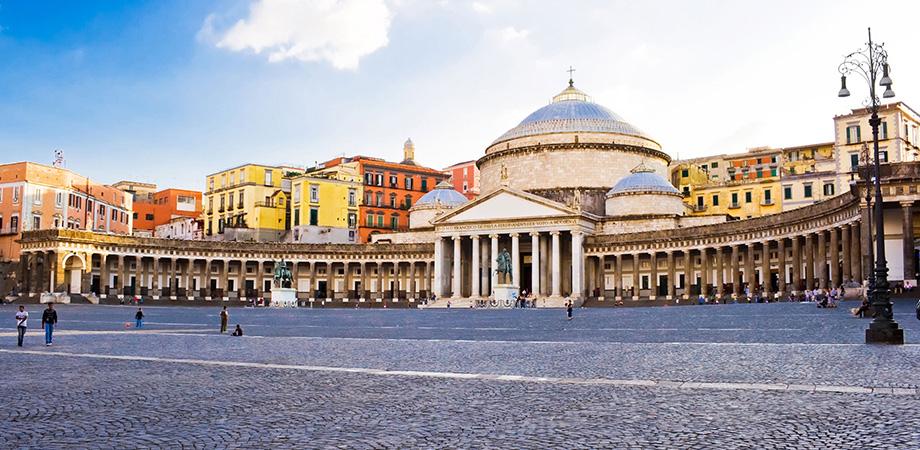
[[270, 287, 298, 308], [492, 284, 519, 308]]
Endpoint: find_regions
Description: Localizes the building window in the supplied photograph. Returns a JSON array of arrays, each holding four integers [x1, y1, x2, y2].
[[711, 162, 719, 169], [348, 189, 357, 207], [55, 192, 63, 207], [293, 184, 301, 203], [744, 191, 752, 203], [390, 215, 399, 230], [145, 213, 154, 220], [405, 177, 413, 190], [696, 196, 704, 207], [389, 175, 398, 187], [389, 193, 396, 208], [209, 178, 215, 191], [850, 153, 859, 171], [681, 168, 689, 177], [219, 195, 225, 211], [228, 192, 234, 209], [404, 194, 412, 208], [881, 121, 888, 139], [293, 208, 300, 226], [10, 215, 18, 233], [804, 184, 813, 198], [712, 194, 719, 206], [731, 192, 739, 206], [823, 183, 835, 196], [376, 214, 384, 227], [846, 124, 861, 144], [879, 150, 888, 163], [32, 215, 40, 230], [238, 191, 244, 208], [310, 185, 319, 203], [421, 179, 428, 192], [783, 186, 792, 200], [365, 192, 372, 205], [133, 212, 138, 220], [462, 182, 468, 192], [309, 207, 319, 226], [364, 173, 373, 185], [375, 174, 384, 186], [682, 186, 690, 196], [375, 192, 383, 207], [348, 212, 357, 228], [13, 186, 20, 204], [366, 213, 374, 227], [264, 169, 273, 186], [763, 189, 772, 203], [770, 168, 778, 177]]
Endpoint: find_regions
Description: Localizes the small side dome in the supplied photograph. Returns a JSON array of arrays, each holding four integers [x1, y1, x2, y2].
[[414, 180, 468, 207], [607, 162, 681, 197]]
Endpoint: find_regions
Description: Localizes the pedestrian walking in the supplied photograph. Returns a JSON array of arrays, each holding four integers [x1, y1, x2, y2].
[[566, 300, 573, 320], [41, 303, 57, 346], [219, 306, 229, 333], [135, 308, 144, 329], [15, 305, 28, 347]]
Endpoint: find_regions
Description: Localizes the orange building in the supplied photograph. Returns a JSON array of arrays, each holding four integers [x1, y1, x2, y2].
[[0, 161, 132, 263], [117, 184, 202, 236], [319, 139, 449, 243], [442, 160, 480, 200]]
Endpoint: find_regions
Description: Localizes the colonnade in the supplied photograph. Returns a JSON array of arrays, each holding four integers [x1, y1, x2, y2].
[[18, 251, 434, 302], [433, 229, 585, 299], [584, 224, 865, 300]]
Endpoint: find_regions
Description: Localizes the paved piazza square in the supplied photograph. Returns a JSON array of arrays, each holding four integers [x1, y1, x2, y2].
[[1, 302, 919, 449]]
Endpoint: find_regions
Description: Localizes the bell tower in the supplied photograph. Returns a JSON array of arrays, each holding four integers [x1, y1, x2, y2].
[[402, 138, 416, 165]]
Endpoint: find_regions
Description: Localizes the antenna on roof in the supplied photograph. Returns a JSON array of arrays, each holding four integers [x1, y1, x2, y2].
[[52, 149, 65, 168]]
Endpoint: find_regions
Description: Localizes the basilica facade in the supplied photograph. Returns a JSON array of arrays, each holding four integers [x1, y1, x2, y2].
[[14, 82, 920, 307]]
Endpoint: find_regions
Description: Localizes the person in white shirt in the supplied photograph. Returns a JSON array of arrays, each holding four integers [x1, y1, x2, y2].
[[15, 305, 28, 347]]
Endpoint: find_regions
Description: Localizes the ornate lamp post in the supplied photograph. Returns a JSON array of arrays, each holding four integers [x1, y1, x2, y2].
[[859, 142, 875, 293], [838, 28, 904, 344]]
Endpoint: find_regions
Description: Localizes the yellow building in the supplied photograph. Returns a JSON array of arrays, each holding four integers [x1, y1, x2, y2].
[[672, 148, 783, 219], [204, 164, 297, 241], [290, 162, 362, 243]]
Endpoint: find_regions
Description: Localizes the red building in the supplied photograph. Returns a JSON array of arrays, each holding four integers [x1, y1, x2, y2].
[[442, 160, 480, 200], [114, 182, 202, 237], [319, 139, 449, 243]]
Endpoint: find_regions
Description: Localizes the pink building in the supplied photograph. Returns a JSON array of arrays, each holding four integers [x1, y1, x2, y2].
[[442, 160, 480, 200]]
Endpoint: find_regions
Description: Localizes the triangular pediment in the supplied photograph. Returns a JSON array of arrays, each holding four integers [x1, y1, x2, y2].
[[436, 188, 575, 224]]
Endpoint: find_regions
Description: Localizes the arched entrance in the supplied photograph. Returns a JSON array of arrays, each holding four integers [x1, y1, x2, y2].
[[62, 253, 85, 294]]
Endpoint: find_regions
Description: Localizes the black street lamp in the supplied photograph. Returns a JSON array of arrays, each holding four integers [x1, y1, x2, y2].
[[859, 143, 875, 294], [838, 28, 904, 344]]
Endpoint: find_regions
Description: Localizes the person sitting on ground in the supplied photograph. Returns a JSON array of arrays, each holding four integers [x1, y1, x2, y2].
[[231, 324, 243, 336], [852, 297, 872, 318]]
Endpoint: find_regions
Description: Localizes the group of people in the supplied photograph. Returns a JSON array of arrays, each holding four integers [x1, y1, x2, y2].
[[14, 303, 58, 347]]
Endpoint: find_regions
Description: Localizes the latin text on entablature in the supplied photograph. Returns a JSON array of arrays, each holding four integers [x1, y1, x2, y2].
[[438, 218, 579, 233]]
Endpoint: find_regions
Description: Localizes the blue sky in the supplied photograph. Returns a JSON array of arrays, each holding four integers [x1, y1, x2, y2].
[[2, 0, 920, 190]]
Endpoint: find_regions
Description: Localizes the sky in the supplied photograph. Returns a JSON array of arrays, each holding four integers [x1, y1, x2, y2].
[[2, 0, 920, 191]]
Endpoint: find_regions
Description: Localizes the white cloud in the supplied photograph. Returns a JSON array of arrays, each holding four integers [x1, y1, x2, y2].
[[498, 26, 528, 42], [471, 1, 492, 14], [210, 0, 393, 70]]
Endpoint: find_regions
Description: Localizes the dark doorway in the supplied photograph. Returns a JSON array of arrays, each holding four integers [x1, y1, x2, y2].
[[658, 275, 668, 297], [316, 281, 327, 298], [521, 255, 532, 295]]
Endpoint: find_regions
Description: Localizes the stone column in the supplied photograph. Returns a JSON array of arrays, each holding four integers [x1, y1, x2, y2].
[[632, 253, 640, 300], [550, 231, 561, 297], [715, 247, 725, 297], [530, 232, 541, 297], [480, 238, 489, 296], [409, 262, 417, 299], [471, 235, 480, 298], [135, 256, 143, 296], [903, 201, 916, 283], [425, 261, 432, 297], [761, 242, 771, 298], [185, 259, 193, 297], [650, 251, 658, 299], [817, 231, 828, 289], [805, 234, 815, 290], [701, 248, 710, 297], [168, 258, 178, 296], [744, 244, 755, 295], [510, 233, 521, 290], [777, 239, 787, 295], [842, 225, 852, 283], [326, 262, 335, 299], [99, 254, 109, 296], [375, 262, 383, 299], [452, 236, 462, 298], [667, 251, 676, 299], [850, 223, 862, 283], [830, 227, 841, 288], [255, 261, 263, 297], [791, 237, 801, 292], [490, 234, 499, 293], [152, 257, 160, 295], [614, 254, 623, 299], [686, 249, 696, 298], [433, 237, 443, 298], [730, 245, 740, 295], [570, 231, 583, 299]]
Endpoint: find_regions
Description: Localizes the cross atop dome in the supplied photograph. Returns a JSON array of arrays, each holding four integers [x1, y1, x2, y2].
[[552, 71, 591, 103]]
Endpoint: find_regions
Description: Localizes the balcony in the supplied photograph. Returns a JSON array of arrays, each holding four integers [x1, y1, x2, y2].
[[691, 204, 707, 212], [761, 200, 775, 206], [0, 227, 19, 236], [254, 201, 283, 209], [218, 206, 225, 213], [728, 203, 741, 209]]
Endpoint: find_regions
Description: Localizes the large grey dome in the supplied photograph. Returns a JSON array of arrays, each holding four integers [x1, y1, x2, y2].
[[608, 166, 681, 197], [491, 82, 650, 145], [415, 180, 468, 207]]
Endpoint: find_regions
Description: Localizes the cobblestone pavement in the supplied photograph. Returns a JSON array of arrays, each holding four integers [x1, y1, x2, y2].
[[1, 302, 919, 448]]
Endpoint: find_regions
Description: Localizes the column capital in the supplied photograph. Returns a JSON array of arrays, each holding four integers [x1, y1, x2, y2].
[[509, 232, 520, 238], [549, 230, 561, 236], [529, 231, 540, 237], [470, 234, 481, 241], [571, 230, 583, 237], [488, 233, 499, 239], [901, 200, 915, 208], [451, 235, 462, 241]]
